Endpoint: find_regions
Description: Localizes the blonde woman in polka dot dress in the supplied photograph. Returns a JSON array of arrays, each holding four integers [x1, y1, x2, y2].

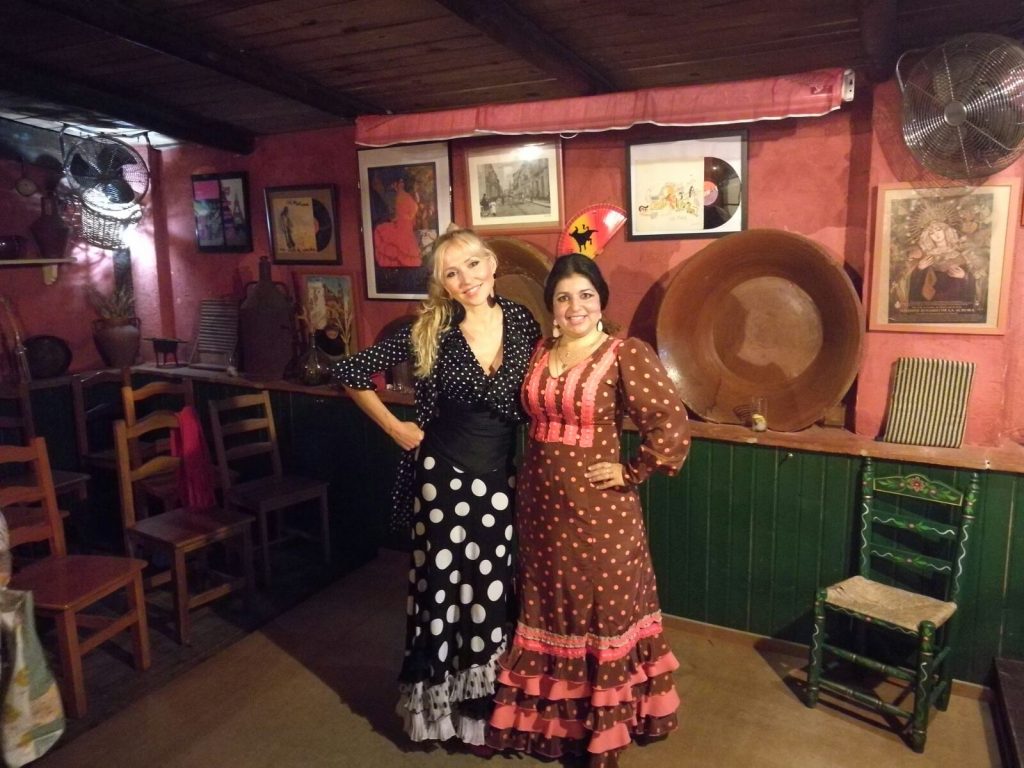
[[331, 229, 540, 749], [487, 253, 691, 767]]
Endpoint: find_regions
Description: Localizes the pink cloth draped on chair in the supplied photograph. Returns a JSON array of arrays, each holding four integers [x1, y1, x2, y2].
[[170, 406, 217, 511]]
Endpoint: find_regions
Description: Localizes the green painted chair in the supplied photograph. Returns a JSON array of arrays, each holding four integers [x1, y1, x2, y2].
[[805, 457, 980, 752]]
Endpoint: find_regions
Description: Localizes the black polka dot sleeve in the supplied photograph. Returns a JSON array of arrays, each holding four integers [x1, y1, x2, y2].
[[329, 322, 413, 390]]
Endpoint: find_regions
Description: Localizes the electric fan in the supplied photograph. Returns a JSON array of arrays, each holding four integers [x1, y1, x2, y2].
[[61, 134, 150, 213], [899, 33, 1024, 180]]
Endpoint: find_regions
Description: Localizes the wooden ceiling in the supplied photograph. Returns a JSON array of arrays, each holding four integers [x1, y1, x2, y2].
[[1, 0, 1022, 154]]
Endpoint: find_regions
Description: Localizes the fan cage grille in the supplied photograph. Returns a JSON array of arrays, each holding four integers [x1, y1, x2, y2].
[[61, 135, 150, 212], [901, 33, 1024, 180]]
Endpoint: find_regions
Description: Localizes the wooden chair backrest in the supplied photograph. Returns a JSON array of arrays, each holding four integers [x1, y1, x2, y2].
[[121, 379, 195, 426], [0, 381, 35, 443], [113, 412, 182, 528], [72, 369, 131, 458], [0, 437, 66, 555], [207, 390, 283, 491], [860, 457, 980, 605]]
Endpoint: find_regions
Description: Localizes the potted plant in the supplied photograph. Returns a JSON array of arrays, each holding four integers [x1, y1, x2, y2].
[[88, 285, 141, 367]]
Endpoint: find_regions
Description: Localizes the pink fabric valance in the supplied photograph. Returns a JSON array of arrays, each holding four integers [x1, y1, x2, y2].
[[355, 68, 852, 147]]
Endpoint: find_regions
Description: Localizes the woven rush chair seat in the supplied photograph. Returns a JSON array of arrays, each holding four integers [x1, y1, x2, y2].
[[825, 575, 957, 632], [805, 458, 981, 753]]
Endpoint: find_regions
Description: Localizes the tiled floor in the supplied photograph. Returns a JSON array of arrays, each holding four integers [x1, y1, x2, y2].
[[35, 550, 1001, 768]]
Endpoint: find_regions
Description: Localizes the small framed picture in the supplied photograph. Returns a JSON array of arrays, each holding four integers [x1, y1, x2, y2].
[[191, 172, 252, 252], [358, 142, 452, 300], [869, 180, 1019, 334], [464, 140, 563, 233], [296, 272, 359, 359], [264, 185, 340, 265], [626, 132, 748, 239]]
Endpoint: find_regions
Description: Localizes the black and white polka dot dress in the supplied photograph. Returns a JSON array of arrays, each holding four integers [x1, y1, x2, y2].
[[331, 296, 540, 745]]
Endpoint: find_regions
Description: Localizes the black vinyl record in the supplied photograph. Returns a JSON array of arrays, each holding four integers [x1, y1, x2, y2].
[[704, 157, 741, 229], [312, 198, 332, 250]]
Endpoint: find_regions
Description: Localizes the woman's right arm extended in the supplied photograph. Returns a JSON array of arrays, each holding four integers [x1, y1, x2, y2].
[[330, 324, 425, 451], [344, 387, 424, 451]]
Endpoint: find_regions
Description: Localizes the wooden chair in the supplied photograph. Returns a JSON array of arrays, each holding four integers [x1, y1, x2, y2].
[[805, 458, 981, 752], [208, 391, 330, 586], [71, 368, 132, 472], [114, 411, 255, 645], [1, 381, 91, 503], [121, 378, 196, 513], [1, 437, 151, 718]]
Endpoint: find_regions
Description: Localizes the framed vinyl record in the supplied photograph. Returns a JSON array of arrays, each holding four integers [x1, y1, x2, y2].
[[265, 185, 340, 264], [626, 132, 747, 240]]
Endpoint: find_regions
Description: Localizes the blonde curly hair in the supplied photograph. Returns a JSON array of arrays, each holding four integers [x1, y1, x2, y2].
[[411, 228, 497, 378]]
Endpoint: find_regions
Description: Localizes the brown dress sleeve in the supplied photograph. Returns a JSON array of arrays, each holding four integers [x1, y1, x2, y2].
[[616, 338, 691, 485]]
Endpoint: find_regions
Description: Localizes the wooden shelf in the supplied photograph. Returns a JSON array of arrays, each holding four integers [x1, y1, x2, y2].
[[130, 364, 1024, 474], [0, 258, 75, 285], [0, 258, 75, 266]]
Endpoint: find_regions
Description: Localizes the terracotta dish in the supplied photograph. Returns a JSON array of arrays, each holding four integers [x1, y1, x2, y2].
[[656, 229, 863, 432], [23, 335, 72, 379]]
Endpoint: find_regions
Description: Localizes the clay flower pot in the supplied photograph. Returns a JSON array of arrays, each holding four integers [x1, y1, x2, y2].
[[93, 317, 141, 367]]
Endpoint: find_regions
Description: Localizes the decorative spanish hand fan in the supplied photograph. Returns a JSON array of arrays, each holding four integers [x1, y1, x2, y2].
[[556, 204, 627, 258]]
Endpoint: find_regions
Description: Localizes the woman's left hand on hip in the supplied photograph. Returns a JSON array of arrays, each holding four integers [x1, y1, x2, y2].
[[585, 461, 625, 489]]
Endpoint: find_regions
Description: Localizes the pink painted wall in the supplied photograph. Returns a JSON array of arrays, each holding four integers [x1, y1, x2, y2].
[[1, 78, 1020, 446], [0, 151, 160, 372]]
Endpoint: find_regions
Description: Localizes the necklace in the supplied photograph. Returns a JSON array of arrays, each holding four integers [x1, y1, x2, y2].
[[554, 330, 606, 374]]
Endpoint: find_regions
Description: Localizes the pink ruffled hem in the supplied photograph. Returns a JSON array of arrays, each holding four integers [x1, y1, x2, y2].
[[496, 649, 679, 704]]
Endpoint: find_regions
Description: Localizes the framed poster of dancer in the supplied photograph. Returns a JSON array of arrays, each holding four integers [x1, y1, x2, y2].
[[358, 142, 452, 299]]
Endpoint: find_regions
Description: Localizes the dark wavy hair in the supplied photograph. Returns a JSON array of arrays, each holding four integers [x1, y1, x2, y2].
[[543, 253, 610, 311]]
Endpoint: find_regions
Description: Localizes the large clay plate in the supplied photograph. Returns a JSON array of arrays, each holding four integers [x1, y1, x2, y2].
[[656, 229, 863, 432], [487, 236, 552, 331], [23, 335, 72, 379]]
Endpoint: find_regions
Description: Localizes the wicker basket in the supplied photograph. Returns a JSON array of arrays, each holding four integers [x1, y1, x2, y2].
[[59, 192, 142, 250]]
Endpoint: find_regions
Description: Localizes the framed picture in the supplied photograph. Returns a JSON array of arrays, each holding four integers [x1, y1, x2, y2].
[[191, 172, 252, 252], [869, 180, 1019, 334], [626, 132, 747, 239], [358, 142, 452, 299], [464, 140, 563, 233], [296, 272, 359, 358], [264, 185, 340, 265]]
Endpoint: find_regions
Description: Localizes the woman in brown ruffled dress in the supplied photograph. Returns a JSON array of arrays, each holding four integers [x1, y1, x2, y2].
[[487, 253, 691, 767]]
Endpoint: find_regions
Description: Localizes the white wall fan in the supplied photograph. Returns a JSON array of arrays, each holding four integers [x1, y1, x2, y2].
[[898, 33, 1024, 180]]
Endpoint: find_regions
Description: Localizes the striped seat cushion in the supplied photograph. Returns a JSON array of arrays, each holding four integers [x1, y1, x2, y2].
[[881, 357, 975, 448]]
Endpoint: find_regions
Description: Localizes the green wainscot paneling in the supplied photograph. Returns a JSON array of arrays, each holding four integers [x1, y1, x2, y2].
[[640, 436, 1024, 685], [192, 382, 412, 571], [18, 379, 1024, 686]]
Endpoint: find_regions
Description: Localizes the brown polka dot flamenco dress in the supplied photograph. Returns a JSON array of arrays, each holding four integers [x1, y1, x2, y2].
[[487, 337, 691, 767]]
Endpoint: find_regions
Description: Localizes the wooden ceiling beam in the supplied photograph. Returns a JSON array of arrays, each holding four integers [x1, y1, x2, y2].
[[0, 58, 255, 154], [23, 0, 382, 118], [432, 0, 618, 95]]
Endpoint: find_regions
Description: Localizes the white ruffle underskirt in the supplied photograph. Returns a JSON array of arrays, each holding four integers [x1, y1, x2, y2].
[[396, 641, 505, 745]]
